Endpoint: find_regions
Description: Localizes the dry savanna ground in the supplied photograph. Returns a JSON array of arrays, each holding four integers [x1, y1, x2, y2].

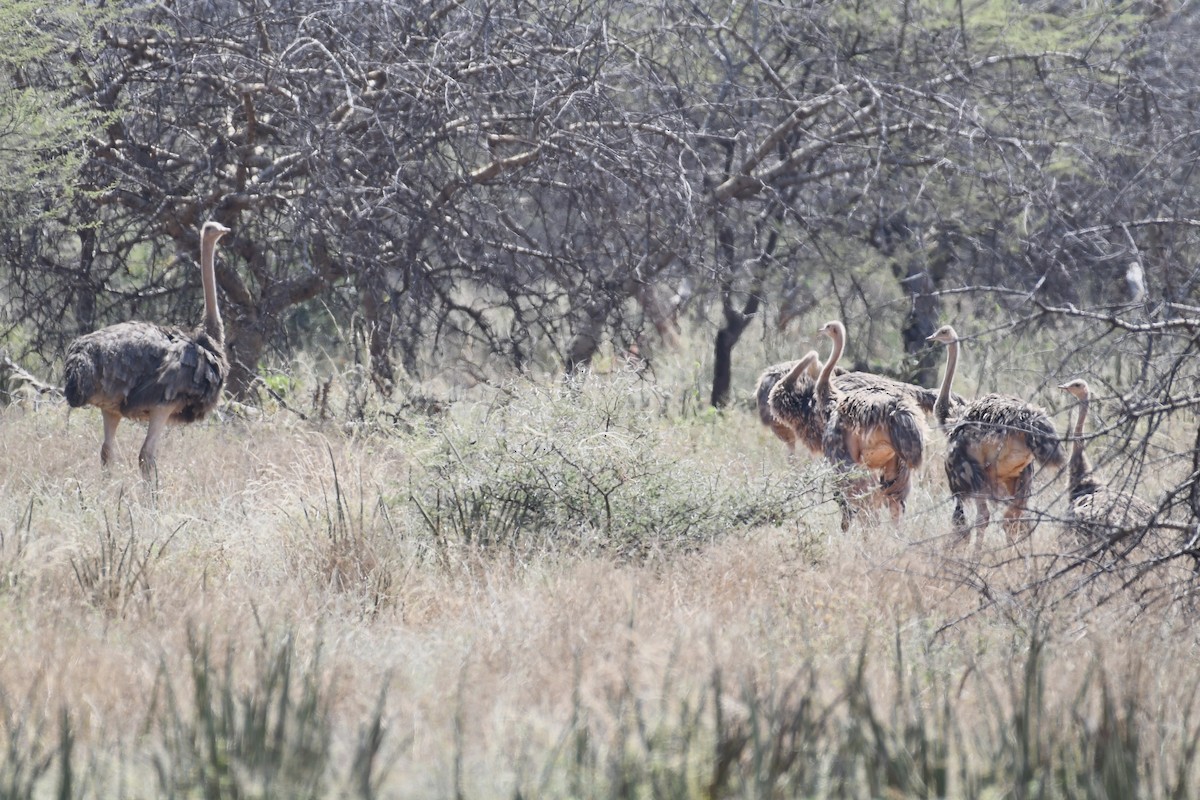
[[1, 361, 1199, 798]]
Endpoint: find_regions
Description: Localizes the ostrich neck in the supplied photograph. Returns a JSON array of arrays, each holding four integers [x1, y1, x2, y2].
[[934, 338, 958, 425], [200, 235, 223, 343], [1072, 394, 1089, 445], [816, 331, 843, 408], [1069, 393, 1093, 490], [783, 357, 812, 387]]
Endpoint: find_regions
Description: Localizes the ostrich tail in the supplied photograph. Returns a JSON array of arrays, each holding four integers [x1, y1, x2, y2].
[[63, 351, 96, 407], [1027, 413, 1066, 467], [888, 406, 926, 469]]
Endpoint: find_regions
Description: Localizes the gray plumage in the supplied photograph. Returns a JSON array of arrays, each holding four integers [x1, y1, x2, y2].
[[65, 323, 227, 421], [815, 321, 927, 530], [64, 220, 231, 479], [834, 371, 961, 419], [1059, 379, 1155, 553], [927, 325, 1064, 543]]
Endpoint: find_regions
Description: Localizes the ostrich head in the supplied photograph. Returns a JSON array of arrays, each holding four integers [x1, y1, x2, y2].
[[925, 325, 959, 345], [817, 320, 844, 342], [1058, 378, 1090, 400], [202, 220, 230, 243]]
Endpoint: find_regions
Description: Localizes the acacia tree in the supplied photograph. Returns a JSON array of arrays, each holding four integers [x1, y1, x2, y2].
[[3, 0, 703, 397], [3, 0, 1197, 415], [662, 0, 1186, 405]]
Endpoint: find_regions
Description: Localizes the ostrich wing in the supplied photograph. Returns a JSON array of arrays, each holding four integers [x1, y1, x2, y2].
[[123, 329, 227, 419]]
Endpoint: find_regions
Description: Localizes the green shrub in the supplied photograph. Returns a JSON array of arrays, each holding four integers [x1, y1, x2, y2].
[[408, 375, 821, 558]]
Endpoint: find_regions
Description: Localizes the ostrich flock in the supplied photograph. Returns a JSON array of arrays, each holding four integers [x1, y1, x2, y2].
[[52, 219, 1156, 554], [757, 320, 1157, 551]]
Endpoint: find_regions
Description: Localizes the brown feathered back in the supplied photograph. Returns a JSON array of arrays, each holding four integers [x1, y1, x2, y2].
[[762, 358, 940, 456], [952, 394, 1064, 469], [825, 388, 926, 471], [834, 371, 960, 417]]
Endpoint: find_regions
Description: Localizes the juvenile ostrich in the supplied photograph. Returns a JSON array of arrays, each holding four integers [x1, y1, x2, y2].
[[759, 352, 821, 455], [64, 221, 232, 479], [926, 325, 1064, 544], [1058, 378, 1155, 552], [814, 321, 926, 530]]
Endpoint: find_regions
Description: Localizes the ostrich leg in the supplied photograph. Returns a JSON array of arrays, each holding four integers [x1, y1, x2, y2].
[[101, 410, 121, 467], [139, 406, 173, 480]]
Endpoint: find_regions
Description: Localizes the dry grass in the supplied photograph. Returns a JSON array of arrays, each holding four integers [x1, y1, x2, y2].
[[1, 370, 1198, 797]]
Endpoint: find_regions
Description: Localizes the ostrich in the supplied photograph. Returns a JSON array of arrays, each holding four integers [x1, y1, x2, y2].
[[64, 220, 231, 479], [925, 325, 1064, 544], [759, 353, 959, 456], [758, 352, 821, 455], [1058, 378, 1155, 553], [814, 321, 926, 530]]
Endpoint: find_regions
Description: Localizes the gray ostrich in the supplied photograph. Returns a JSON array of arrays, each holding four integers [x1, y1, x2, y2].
[[64, 221, 231, 479], [757, 353, 820, 455], [758, 352, 957, 456]]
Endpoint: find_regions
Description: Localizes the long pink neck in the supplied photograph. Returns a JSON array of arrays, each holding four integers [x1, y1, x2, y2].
[[783, 354, 816, 387], [1071, 391, 1089, 462], [816, 327, 843, 408], [934, 337, 958, 426], [201, 233, 223, 343], [1068, 389, 1094, 492]]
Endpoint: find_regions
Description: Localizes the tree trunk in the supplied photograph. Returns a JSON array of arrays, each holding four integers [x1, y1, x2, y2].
[[565, 300, 610, 375], [900, 264, 940, 388], [359, 273, 396, 396], [75, 226, 97, 335], [224, 319, 267, 400], [1190, 423, 1200, 524], [710, 221, 774, 408]]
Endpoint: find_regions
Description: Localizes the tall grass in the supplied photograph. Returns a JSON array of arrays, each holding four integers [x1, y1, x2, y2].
[[523, 624, 1200, 799], [0, 365, 1198, 797]]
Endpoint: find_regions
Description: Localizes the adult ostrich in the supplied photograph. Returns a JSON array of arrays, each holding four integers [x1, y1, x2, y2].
[[758, 352, 821, 455], [64, 220, 231, 479], [926, 325, 1064, 544]]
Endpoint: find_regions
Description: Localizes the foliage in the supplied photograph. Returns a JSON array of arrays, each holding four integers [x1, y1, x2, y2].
[[526, 628, 1198, 799], [2, 0, 1194, 408], [408, 373, 822, 558], [0, 1, 112, 225], [0, 684, 75, 800]]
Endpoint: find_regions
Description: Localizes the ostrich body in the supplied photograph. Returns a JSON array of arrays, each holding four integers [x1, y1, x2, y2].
[[64, 221, 231, 479], [759, 352, 821, 455], [1058, 379, 1154, 551], [926, 325, 1064, 543], [759, 355, 955, 456], [814, 321, 926, 530]]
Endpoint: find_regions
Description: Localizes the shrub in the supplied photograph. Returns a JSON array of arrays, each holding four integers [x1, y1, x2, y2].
[[408, 374, 821, 559]]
